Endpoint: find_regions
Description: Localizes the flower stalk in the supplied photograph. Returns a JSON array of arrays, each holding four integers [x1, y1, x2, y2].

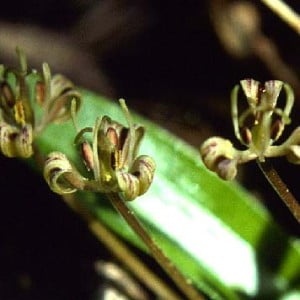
[[62, 193, 183, 300], [43, 99, 205, 299], [108, 193, 205, 300], [200, 79, 300, 180], [200, 79, 300, 224], [44, 99, 156, 201], [257, 159, 300, 224]]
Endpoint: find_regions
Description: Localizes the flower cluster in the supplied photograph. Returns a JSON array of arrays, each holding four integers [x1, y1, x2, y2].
[[44, 99, 156, 201], [0, 49, 81, 158], [200, 79, 300, 180], [0, 49, 155, 201]]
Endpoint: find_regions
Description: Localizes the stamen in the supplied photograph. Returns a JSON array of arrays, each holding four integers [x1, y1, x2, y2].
[[1, 82, 15, 107], [106, 127, 119, 147], [14, 101, 26, 126], [35, 81, 45, 105]]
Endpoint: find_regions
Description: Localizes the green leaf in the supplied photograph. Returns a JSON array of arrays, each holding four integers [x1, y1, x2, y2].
[[35, 89, 300, 299]]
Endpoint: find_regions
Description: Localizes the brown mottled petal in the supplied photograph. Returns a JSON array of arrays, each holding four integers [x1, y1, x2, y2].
[[116, 171, 140, 201], [43, 151, 79, 194], [15, 124, 33, 158], [264, 80, 283, 108], [200, 137, 236, 171], [130, 155, 156, 196], [240, 79, 260, 108], [0, 122, 18, 157]]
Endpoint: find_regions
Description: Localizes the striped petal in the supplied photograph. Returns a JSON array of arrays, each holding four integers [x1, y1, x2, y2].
[[0, 122, 33, 158], [117, 171, 140, 201], [130, 155, 156, 196], [43, 152, 82, 194]]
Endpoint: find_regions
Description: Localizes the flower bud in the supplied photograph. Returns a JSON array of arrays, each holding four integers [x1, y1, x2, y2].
[[216, 158, 238, 181], [200, 137, 238, 180]]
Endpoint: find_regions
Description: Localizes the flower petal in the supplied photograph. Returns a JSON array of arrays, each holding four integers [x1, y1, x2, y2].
[[15, 124, 33, 158], [264, 80, 283, 108], [240, 79, 260, 108], [200, 137, 238, 180], [130, 155, 156, 196], [0, 122, 33, 158], [117, 171, 140, 201], [44, 152, 79, 194]]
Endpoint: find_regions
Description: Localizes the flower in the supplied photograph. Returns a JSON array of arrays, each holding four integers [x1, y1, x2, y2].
[[200, 79, 300, 180], [0, 49, 81, 158], [44, 99, 156, 201]]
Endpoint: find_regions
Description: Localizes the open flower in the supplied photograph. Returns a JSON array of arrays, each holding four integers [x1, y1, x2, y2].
[[44, 99, 156, 201], [200, 79, 300, 180], [0, 49, 81, 158]]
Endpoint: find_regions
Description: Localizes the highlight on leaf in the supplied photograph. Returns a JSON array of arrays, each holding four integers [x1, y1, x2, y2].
[[43, 99, 156, 201]]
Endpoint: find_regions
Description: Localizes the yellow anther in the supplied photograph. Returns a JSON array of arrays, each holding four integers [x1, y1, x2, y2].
[[14, 101, 26, 126]]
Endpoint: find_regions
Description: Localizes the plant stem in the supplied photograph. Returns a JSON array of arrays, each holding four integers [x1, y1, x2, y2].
[[34, 146, 183, 300], [261, 0, 300, 34], [257, 159, 300, 224], [62, 194, 183, 300], [108, 192, 205, 300]]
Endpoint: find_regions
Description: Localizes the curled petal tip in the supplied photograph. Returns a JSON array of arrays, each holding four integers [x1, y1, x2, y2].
[[200, 137, 238, 180], [217, 159, 237, 180], [117, 172, 140, 201], [131, 155, 156, 196], [117, 156, 156, 201], [43, 152, 79, 194]]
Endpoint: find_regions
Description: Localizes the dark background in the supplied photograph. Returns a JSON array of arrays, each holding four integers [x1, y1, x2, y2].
[[0, 1, 300, 299]]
